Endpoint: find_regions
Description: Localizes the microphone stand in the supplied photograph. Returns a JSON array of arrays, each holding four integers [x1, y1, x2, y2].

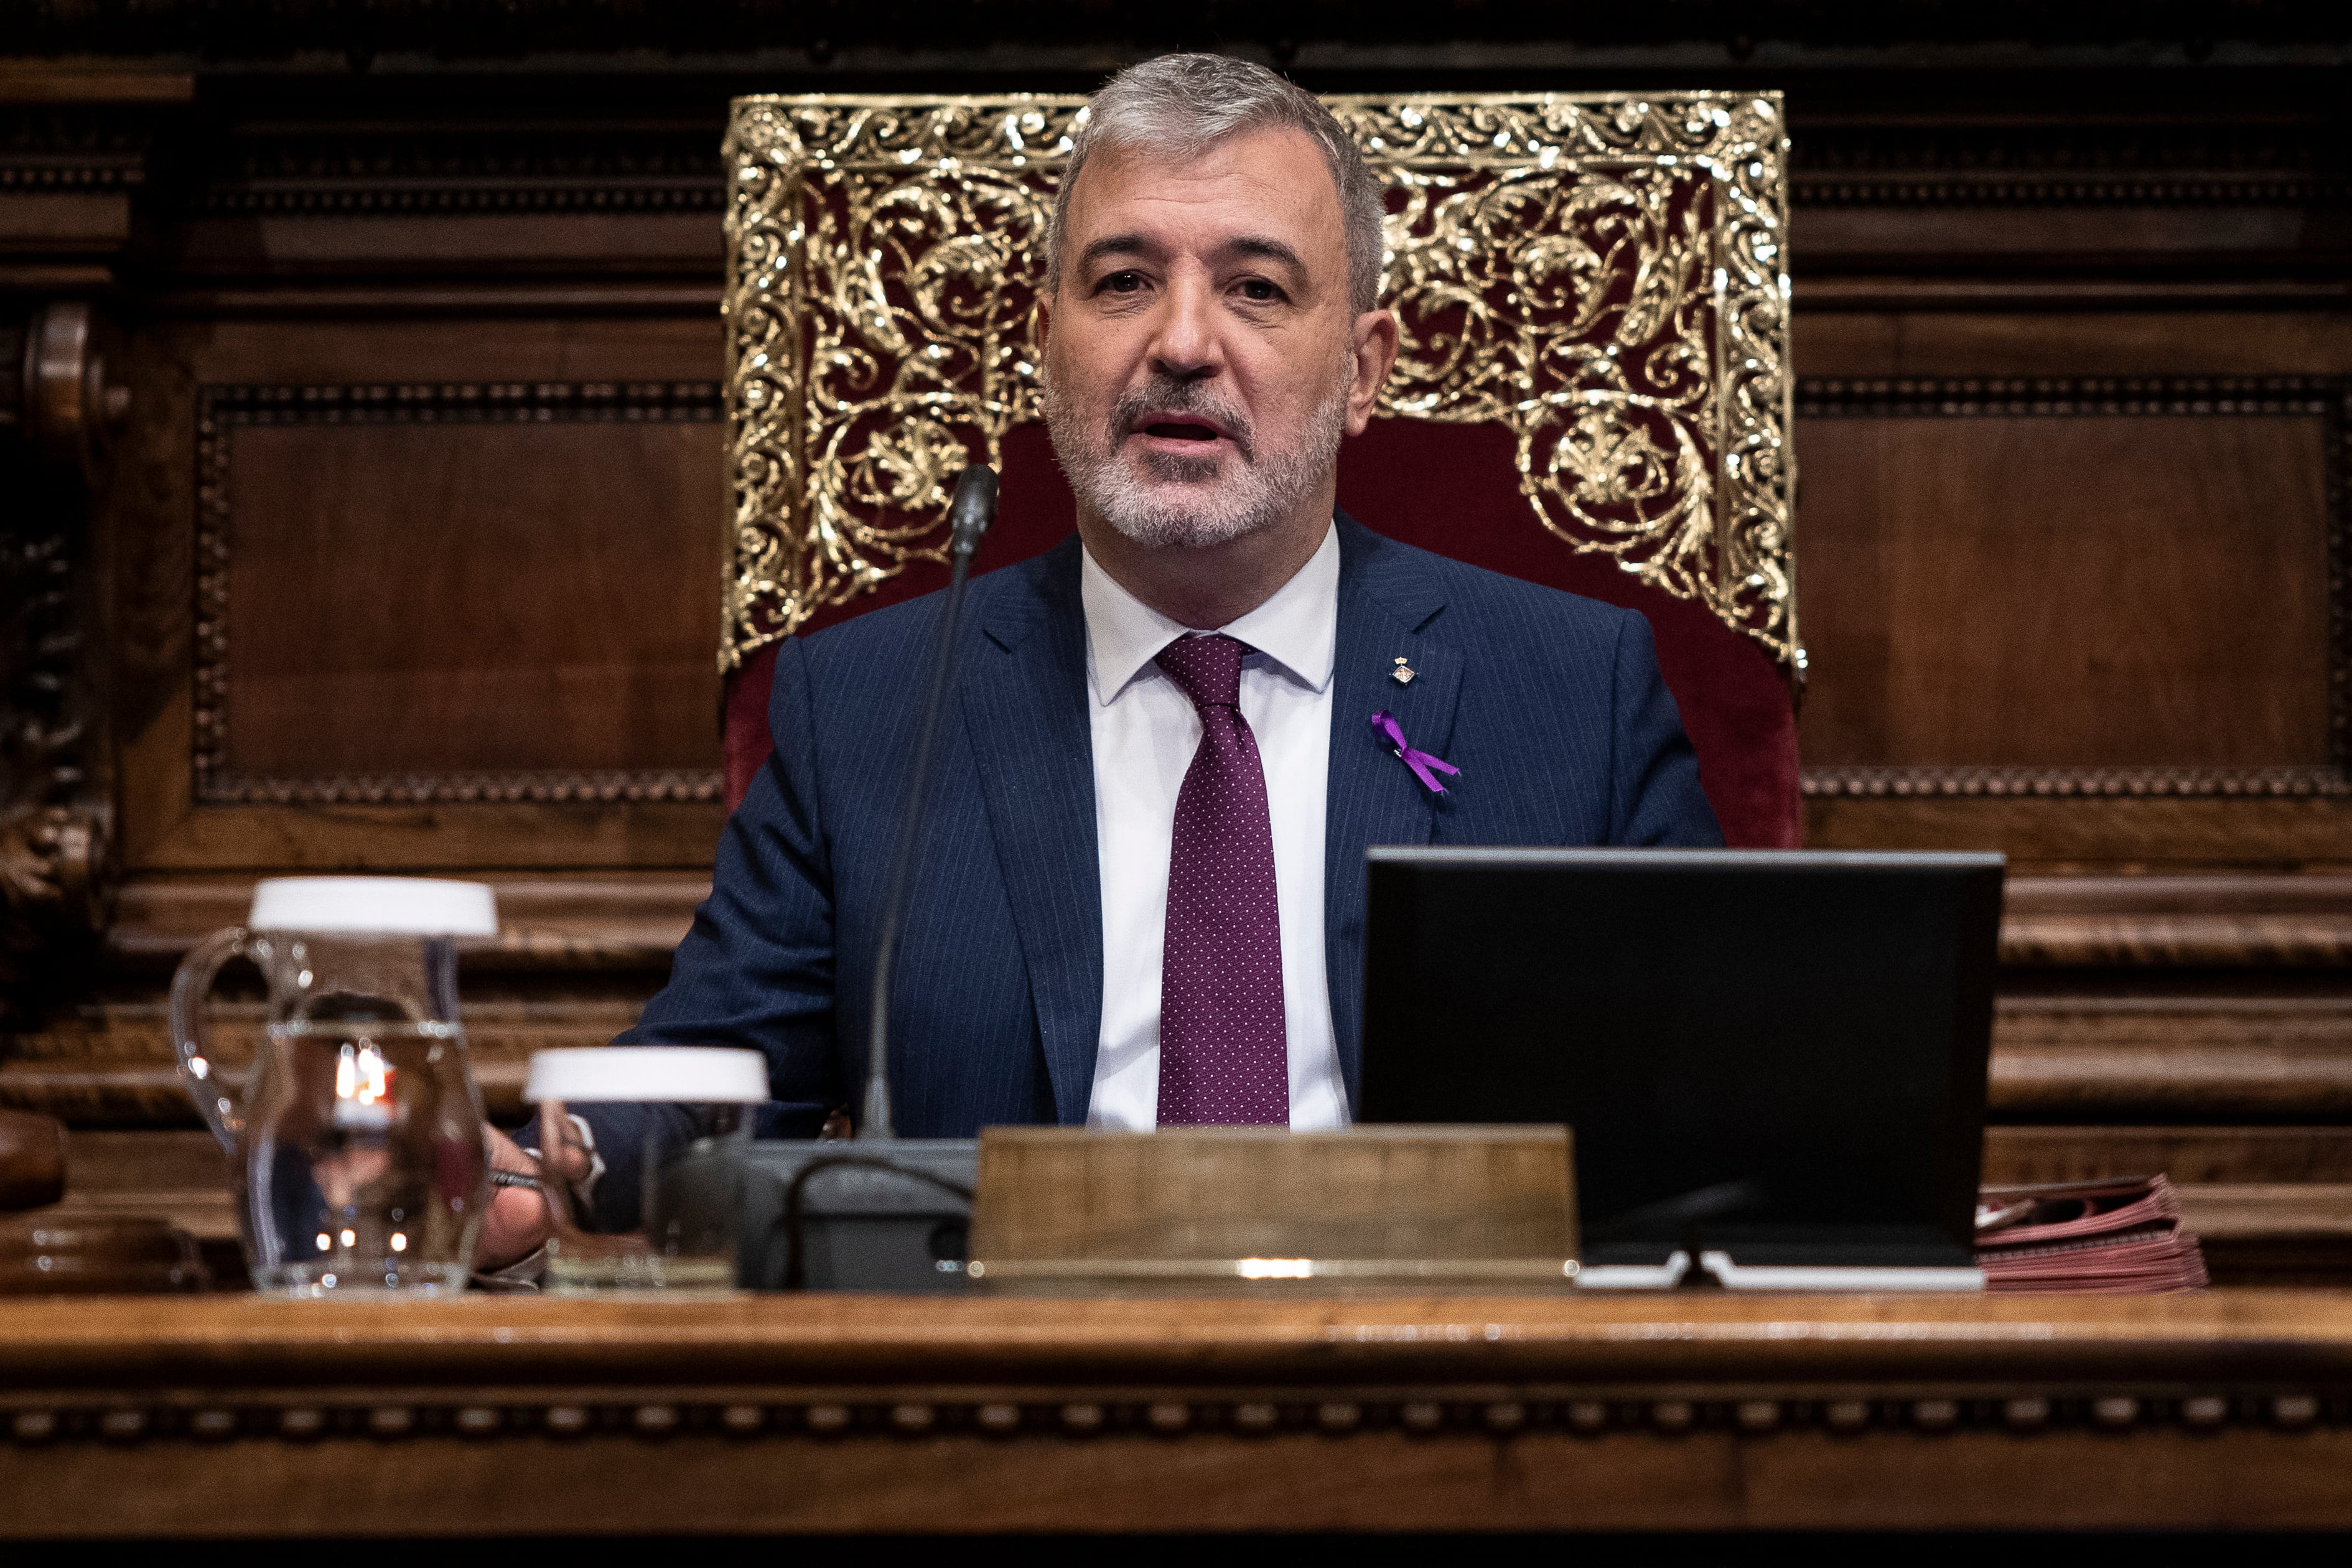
[[732, 465, 997, 1290], [860, 462, 997, 1141]]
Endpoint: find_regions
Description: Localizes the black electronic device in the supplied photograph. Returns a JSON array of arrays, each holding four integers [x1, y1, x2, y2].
[[1358, 847, 2004, 1289], [735, 1139, 978, 1292], [734, 464, 994, 1291]]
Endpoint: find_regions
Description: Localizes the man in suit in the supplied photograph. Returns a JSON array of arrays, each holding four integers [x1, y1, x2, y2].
[[481, 54, 1717, 1258]]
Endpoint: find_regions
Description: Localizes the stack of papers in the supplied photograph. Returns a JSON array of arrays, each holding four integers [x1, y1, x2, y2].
[[1975, 1175, 2210, 1294]]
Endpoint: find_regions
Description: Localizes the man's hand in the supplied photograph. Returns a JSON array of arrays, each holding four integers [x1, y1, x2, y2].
[[477, 1113, 602, 1272], [477, 1124, 553, 1271]]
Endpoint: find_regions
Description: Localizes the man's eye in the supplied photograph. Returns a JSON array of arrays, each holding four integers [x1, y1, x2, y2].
[[1100, 271, 1145, 294], [1238, 279, 1282, 302]]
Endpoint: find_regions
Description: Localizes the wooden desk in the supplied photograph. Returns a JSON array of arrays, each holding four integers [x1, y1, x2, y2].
[[3, 1291, 2351, 1536]]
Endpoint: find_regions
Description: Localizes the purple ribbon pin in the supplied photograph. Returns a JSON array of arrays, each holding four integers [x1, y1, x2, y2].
[[1371, 711, 1460, 796]]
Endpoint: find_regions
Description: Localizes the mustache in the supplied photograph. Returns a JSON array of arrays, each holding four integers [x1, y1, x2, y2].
[[1108, 378, 1256, 462]]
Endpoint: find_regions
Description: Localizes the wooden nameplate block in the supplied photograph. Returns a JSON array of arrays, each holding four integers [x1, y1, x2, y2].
[[966, 1125, 1579, 1295]]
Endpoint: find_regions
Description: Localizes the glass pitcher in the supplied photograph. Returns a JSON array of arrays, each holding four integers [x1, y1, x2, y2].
[[170, 877, 499, 1296]]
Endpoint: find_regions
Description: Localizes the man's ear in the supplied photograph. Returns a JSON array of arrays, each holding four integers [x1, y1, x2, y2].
[[1343, 309, 1400, 437], [1034, 293, 1053, 356]]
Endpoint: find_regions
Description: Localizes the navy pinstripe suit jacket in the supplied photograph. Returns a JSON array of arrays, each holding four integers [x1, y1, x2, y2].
[[585, 514, 1719, 1223]]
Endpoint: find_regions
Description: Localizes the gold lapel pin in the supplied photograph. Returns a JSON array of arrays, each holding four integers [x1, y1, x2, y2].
[[1391, 656, 1416, 686]]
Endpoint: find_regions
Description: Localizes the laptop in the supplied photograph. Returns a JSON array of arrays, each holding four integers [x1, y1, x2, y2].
[[1359, 847, 2004, 1290]]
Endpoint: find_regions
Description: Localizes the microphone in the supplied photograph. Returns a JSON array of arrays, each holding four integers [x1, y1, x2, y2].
[[730, 464, 994, 1292], [861, 463, 998, 1141]]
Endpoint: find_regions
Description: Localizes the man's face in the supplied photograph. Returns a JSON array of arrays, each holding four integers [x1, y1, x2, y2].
[[1040, 126, 1387, 552]]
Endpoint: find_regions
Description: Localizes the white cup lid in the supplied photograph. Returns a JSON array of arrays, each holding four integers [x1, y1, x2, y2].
[[248, 877, 498, 937], [525, 1047, 771, 1104]]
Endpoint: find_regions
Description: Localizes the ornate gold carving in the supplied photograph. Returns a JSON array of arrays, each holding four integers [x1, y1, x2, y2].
[[721, 92, 1796, 673]]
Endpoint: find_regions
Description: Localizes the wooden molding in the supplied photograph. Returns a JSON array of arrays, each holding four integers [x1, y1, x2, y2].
[[3, 1289, 2351, 1401], [2000, 874, 2352, 966], [1790, 114, 2349, 208], [1795, 277, 2352, 312], [0, 1378, 2338, 1447], [1798, 376, 2345, 419], [1992, 996, 2352, 1119], [193, 128, 722, 218], [189, 769, 724, 808], [6, 1, 2349, 61], [1806, 764, 2352, 801], [101, 871, 704, 969], [1794, 173, 2348, 208], [6, 1294, 2352, 1534], [0, 103, 154, 191]]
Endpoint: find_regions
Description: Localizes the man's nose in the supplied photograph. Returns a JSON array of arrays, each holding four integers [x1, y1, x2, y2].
[[1147, 270, 1224, 381]]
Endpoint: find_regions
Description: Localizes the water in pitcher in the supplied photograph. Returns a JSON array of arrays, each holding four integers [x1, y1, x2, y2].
[[233, 1019, 488, 1295]]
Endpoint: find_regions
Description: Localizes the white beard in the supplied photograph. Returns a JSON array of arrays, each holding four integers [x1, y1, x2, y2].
[[1042, 360, 1353, 550]]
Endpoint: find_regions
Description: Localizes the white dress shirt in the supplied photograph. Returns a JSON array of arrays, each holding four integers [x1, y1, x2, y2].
[[1081, 523, 1350, 1131]]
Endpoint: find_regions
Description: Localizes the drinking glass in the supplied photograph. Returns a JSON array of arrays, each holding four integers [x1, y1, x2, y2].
[[525, 1046, 768, 1294]]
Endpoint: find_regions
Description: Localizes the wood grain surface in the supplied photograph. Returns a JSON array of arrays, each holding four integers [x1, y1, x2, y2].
[[1, 1290, 2349, 1379], [1798, 408, 2331, 772], [220, 416, 724, 782], [4, 1293, 2352, 1535]]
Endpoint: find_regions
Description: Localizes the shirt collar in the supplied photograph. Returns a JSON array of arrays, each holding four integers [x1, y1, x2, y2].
[[1081, 521, 1340, 706]]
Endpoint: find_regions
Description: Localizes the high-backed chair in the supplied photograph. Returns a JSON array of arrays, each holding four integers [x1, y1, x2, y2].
[[720, 92, 1799, 846]]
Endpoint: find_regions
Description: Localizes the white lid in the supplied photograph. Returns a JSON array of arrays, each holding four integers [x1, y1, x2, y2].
[[525, 1047, 771, 1104], [248, 877, 498, 937]]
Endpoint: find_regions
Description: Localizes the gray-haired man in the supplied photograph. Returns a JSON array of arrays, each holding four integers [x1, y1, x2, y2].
[[478, 54, 1717, 1262]]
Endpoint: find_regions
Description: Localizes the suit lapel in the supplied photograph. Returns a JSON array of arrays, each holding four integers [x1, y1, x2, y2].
[[961, 539, 1103, 1124], [1323, 518, 1461, 1103]]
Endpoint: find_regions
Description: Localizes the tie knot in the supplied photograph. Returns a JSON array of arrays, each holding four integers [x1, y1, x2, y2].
[[1155, 633, 1250, 712]]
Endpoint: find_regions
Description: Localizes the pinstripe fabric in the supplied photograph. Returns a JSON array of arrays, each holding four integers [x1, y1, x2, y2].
[[1318, 520, 1722, 1094], [1323, 539, 1459, 1101], [959, 548, 1105, 1125], [589, 511, 1717, 1221]]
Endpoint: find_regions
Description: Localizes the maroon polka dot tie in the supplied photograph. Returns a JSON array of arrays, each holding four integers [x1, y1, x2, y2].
[[1154, 633, 1289, 1126]]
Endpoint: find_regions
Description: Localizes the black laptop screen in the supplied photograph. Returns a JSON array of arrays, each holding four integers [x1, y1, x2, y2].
[[1358, 848, 2004, 1268]]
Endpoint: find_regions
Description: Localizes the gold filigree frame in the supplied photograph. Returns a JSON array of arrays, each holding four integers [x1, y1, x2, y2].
[[721, 92, 1796, 675]]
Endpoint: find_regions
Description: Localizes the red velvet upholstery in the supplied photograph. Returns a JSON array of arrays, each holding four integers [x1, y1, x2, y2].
[[723, 418, 1799, 847], [1335, 421, 1801, 849]]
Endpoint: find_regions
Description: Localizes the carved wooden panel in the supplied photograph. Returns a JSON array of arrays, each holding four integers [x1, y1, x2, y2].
[[195, 382, 724, 805], [1797, 377, 2345, 798]]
